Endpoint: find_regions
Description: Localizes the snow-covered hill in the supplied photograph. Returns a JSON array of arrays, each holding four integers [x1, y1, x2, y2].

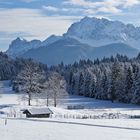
[[21, 37, 92, 65], [64, 17, 140, 49], [91, 43, 139, 58], [22, 39, 139, 65]]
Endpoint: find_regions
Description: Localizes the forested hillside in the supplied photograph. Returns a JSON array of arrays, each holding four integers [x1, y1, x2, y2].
[[0, 52, 47, 80]]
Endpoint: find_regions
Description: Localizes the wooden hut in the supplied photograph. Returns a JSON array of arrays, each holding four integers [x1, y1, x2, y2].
[[23, 108, 53, 118]]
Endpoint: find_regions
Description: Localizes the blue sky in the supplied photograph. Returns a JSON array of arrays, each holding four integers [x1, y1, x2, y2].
[[0, 0, 140, 51]]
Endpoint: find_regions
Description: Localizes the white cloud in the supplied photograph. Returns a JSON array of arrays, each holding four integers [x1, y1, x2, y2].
[[64, 0, 140, 8], [84, 9, 96, 14], [0, 8, 81, 50], [42, 5, 84, 14], [104, 0, 140, 8], [0, 8, 78, 38], [63, 0, 140, 14], [63, 0, 102, 8], [97, 6, 122, 14], [42, 6, 59, 12], [123, 0, 140, 8]]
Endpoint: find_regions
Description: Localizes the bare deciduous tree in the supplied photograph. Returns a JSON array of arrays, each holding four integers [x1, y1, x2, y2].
[[40, 81, 53, 106], [15, 61, 45, 106], [43, 72, 68, 107]]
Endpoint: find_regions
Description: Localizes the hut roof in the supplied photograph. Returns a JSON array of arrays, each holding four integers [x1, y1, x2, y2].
[[23, 108, 53, 115]]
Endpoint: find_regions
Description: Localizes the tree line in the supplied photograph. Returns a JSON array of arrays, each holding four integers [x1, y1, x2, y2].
[[50, 54, 140, 105], [1, 52, 140, 105], [0, 52, 67, 106]]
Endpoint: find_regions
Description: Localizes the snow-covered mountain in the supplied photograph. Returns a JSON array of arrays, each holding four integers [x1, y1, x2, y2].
[[22, 37, 139, 65], [6, 35, 61, 57], [41, 35, 62, 46], [64, 17, 140, 49], [6, 17, 140, 65], [6, 37, 42, 57]]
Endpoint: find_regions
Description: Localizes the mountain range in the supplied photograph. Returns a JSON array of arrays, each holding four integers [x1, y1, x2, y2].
[[6, 17, 140, 65]]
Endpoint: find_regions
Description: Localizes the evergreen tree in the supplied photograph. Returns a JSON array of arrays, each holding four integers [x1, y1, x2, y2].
[[71, 75, 76, 95], [89, 76, 96, 98], [84, 72, 91, 97], [132, 72, 140, 104], [124, 67, 133, 103], [100, 72, 108, 100], [109, 61, 122, 102], [78, 72, 85, 96]]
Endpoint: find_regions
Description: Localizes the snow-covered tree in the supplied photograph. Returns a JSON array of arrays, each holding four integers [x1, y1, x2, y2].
[[68, 71, 74, 94], [45, 72, 68, 107], [84, 72, 91, 97], [14, 61, 45, 105], [78, 72, 85, 96], [40, 81, 53, 106], [100, 71, 109, 100], [70, 74, 76, 95], [124, 66, 133, 103], [109, 61, 122, 102], [132, 73, 140, 104], [89, 75, 96, 98], [131, 66, 140, 104]]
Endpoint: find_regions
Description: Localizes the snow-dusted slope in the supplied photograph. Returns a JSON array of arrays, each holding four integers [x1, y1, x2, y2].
[[6, 38, 42, 57], [22, 37, 92, 65], [91, 43, 139, 58], [22, 38, 139, 65], [42, 35, 62, 46], [64, 17, 140, 49], [6, 35, 62, 57]]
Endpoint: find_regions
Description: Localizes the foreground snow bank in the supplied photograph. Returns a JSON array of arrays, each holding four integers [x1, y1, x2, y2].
[[0, 118, 140, 140]]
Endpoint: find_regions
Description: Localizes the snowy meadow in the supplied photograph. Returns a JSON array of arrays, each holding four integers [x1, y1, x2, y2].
[[0, 80, 140, 140]]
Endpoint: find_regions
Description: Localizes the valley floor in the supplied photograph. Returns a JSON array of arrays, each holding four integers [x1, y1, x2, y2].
[[0, 81, 140, 140]]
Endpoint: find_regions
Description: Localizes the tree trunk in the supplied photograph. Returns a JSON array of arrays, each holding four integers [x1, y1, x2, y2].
[[28, 93, 31, 106], [54, 93, 57, 107], [46, 97, 49, 106]]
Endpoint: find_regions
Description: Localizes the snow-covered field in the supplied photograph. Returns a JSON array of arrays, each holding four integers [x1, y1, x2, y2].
[[0, 118, 140, 140], [0, 80, 140, 140]]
